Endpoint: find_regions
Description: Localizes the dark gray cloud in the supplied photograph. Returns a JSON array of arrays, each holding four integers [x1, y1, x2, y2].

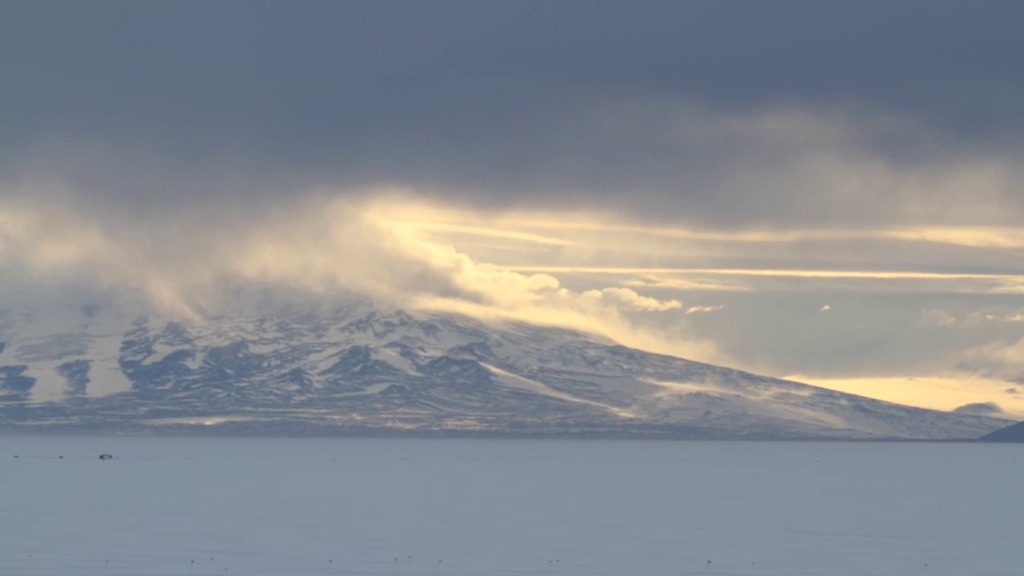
[[3, 1, 1023, 223]]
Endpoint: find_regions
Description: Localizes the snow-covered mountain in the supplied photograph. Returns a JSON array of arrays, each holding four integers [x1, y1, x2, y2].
[[0, 301, 1008, 439]]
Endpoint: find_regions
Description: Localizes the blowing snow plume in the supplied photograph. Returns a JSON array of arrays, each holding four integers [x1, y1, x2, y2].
[[0, 183, 718, 364]]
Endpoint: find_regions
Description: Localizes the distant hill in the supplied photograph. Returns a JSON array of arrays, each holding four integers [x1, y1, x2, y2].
[[978, 420, 1024, 442], [953, 401, 1004, 417]]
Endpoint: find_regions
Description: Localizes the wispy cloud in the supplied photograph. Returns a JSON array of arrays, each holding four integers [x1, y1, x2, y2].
[[920, 309, 957, 327], [623, 277, 748, 292], [494, 219, 1024, 250], [986, 313, 1024, 323], [961, 338, 1024, 381], [502, 266, 1024, 281], [580, 287, 681, 312], [400, 221, 576, 247], [686, 304, 727, 315]]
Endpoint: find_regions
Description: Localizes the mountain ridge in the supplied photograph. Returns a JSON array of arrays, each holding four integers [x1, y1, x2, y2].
[[0, 302, 1008, 440]]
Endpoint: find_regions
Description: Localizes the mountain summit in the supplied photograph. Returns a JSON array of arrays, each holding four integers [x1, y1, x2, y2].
[[0, 302, 1006, 439]]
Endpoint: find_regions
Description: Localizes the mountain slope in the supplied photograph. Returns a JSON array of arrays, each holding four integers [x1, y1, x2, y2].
[[977, 420, 1024, 442], [0, 303, 1008, 439]]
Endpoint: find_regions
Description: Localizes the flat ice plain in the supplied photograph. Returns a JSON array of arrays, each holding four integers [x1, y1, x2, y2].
[[1, 437, 1021, 575]]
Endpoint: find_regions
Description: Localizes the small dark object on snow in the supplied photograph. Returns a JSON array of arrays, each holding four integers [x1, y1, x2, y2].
[[99, 454, 114, 460]]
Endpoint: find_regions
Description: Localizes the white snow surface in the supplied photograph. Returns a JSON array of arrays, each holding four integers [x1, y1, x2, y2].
[[483, 363, 636, 418], [2, 437, 1021, 576]]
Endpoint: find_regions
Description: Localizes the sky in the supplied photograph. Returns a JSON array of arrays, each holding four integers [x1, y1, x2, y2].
[[2, 1, 1024, 415]]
